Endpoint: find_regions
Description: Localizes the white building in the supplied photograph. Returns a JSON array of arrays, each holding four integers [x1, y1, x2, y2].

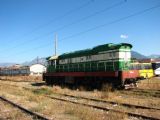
[[30, 64, 46, 76]]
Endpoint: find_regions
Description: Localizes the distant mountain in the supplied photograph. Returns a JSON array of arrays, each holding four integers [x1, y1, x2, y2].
[[0, 63, 17, 67], [147, 54, 160, 59], [0, 57, 47, 67], [22, 57, 47, 66], [131, 51, 148, 59]]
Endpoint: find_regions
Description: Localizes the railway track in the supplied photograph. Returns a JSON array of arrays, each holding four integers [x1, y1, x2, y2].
[[51, 92, 160, 111], [1, 81, 160, 120], [132, 89, 160, 94], [0, 96, 50, 120], [46, 94, 160, 120], [122, 89, 160, 98], [0, 79, 35, 83], [1, 82, 160, 110]]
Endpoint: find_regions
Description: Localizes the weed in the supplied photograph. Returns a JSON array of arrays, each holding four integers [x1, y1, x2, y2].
[[64, 104, 127, 120], [32, 88, 53, 95], [100, 84, 113, 99]]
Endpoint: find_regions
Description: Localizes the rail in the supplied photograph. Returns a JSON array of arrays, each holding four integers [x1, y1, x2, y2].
[[0, 96, 50, 120], [1, 81, 160, 120], [47, 95, 160, 120]]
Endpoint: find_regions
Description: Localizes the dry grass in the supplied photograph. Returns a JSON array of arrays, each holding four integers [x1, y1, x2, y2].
[[0, 82, 129, 120], [0, 75, 42, 82], [50, 84, 160, 109], [100, 84, 113, 99], [32, 87, 53, 95], [64, 103, 127, 120], [138, 77, 160, 90], [0, 100, 33, 120], [50, 84, 160, 118], [1, 77, 160, 119]]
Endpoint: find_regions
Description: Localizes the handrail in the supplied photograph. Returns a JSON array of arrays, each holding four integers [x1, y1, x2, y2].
[[48, 62, 119, 72]]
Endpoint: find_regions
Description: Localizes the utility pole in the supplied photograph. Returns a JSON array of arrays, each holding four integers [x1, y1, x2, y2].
[[54, 34, 57, 69], [54, 33, 57, 56]]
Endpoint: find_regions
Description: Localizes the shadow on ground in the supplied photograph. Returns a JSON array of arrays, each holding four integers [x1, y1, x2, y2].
[[31, 82, 46, 87]]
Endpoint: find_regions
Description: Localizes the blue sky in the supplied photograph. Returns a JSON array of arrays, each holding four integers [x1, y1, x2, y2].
[[0, 0, 160, 63]]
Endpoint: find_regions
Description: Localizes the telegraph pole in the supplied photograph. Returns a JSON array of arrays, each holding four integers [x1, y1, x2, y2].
[[54, 33, 57, 56], [54, 34, 57, 69]]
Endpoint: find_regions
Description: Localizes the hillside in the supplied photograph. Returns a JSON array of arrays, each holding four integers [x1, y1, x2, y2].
[[131, 51, 148, 59], [0, 63, 17, 67], [22, 57, 47, 66], [148, 54, 160, 59]]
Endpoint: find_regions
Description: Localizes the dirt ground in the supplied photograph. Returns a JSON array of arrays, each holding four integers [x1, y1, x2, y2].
[[0, 76, 160, 120], [0, 81, 127, 120], [0, 100, 33, 120]]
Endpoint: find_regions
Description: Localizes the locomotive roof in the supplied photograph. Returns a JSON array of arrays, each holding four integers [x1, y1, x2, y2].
[[49, 55, 59, 60], [59, 43, 132, 59]]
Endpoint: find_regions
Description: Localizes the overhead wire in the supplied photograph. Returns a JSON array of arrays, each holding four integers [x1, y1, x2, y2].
[[58, 3, 160, 41], [23, 0, 93, 35], [0, 0, 94, 51], [2, 2, 160, 61], [0, 0, 126, 53]]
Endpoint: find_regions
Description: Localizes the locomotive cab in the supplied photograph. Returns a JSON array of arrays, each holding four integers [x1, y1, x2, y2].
[[47, 55, 59, 72]]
